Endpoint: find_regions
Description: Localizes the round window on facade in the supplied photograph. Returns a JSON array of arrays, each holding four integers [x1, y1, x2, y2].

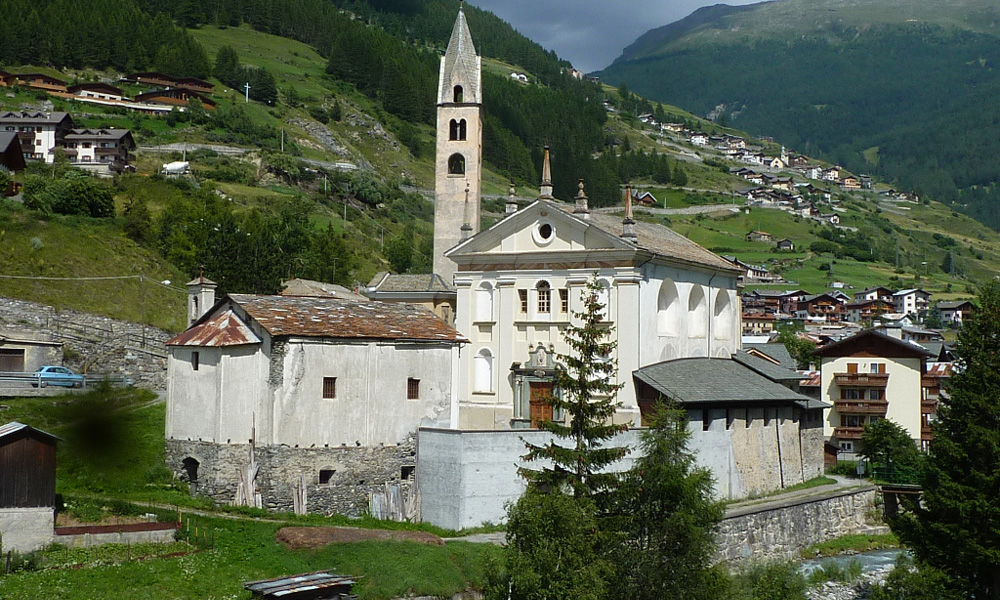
[[533, 221, 555, 246]]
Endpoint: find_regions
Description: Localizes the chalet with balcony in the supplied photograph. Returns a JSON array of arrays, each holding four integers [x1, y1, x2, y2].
[[61, 128, 136, 174], [853, 286, 894, 303], [0, 111, 74, 163], [815, 329, 934, 458], [123, 72, 214, 95], [892, 288, 930, 317], [936, 299, 974, 324], [795, 293, 845, 322], [840, 176, 861, 190], [844, 298, 894, 323], [134, 88, 216, 110]]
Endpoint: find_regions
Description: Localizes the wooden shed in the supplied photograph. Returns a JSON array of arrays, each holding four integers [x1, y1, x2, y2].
[[0, 422, 58, 509]]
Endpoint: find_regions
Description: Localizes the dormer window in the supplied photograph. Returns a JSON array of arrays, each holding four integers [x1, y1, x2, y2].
[[453, 85, 464, 103]]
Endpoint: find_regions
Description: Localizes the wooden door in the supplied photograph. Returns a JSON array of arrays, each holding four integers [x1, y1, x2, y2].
[[0, 349, 25, 372], [529, 382, 554, 428]]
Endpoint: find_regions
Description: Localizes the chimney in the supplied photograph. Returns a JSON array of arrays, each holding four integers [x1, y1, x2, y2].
[[505, 181, 519, 215], [539, 145, 553, 199], [573, 178, 590, 219], [186, 273, 217, 326], [622, 183, 638, 243]]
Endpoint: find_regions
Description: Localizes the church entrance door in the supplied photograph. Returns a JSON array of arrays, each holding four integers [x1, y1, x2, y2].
[[529, 381, 554, 427]]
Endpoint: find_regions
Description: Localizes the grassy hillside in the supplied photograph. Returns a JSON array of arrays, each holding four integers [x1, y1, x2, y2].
[[597, 0, 1000, 231]]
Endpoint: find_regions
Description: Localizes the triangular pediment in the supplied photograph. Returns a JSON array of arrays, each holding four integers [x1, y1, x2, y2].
[[446, 200, 635, 259]]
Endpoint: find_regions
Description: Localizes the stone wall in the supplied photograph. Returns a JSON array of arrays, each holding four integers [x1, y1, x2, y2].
[[165, 436, 418, 516], [0, 297, 170, 389], [716, 487, 879, 564]]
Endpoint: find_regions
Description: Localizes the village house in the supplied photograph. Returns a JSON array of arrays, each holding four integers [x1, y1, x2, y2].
[[61, 128, 136, 174], [815, 329, 934, 458], [690, 132, 709, 146], [936, 299, 974, 324], [854, 286, 895, 303], [135, 88, 217, 111], [0, 132, 26, 175], [776, 238, 795, 251], [746, 230, 772, 243], [725, 256, 779, 284], [822, 167, 841, 182], [802, 166, 823, 180], [892, 288, 930, 317], [0, 111, 74, 163], [844, 299, 895, 323], [66, 82, 125, 102], [0, 70, 17, 87], [164, 285, 466, 515], [123, 72, 215, 95], [840, 176, 861, 190], [742, 311, 776, 334], [634, 190, 657, 206], [796, 293, 846, 322], [13, 73, 67, 93], [363, 272, 457, 326], [771, 176, 794, 192]]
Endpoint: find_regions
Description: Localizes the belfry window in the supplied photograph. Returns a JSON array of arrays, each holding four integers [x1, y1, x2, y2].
[[448, 153, 466, 175], [449, 119, 468, 141], [453, 85, 464, 103]]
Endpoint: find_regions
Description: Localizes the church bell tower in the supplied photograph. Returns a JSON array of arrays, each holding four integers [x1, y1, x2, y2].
[[433, 4, 482, 283]]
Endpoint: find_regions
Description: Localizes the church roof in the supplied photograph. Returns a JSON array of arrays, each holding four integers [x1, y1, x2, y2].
[[280, 278, 365, 300], [366, 272, 455, 294], [225, 294, 465, 343], [166, 309, 261, 347], [439, 8, 480, 104], [584, 209, 738, 272]]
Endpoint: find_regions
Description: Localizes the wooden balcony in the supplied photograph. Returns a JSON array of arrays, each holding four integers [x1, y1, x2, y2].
[[834, 426, 864, 440], [834, 400, 888, 415], [834, 372, 889, 387]]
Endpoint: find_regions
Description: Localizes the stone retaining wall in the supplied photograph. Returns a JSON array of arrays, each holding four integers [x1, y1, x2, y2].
[[0, 297, 170, 389], [165, 436, 418, 516], [716, 487, 880, 564], [53, 522, 180, 549]]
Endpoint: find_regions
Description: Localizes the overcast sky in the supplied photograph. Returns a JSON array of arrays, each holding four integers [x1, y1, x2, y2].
[[468, 0, 763, 73]]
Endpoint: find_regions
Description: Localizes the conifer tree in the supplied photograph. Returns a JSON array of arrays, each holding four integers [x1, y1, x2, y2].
[[519, 277, 630, 499], [894, 281, 1000, 599]]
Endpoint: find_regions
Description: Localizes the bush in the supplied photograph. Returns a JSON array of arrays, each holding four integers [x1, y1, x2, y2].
[[731, 562, 807, 600]]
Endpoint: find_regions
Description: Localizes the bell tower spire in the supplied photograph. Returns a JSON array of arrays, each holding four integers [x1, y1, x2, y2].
[[433, 4, 482, 282]]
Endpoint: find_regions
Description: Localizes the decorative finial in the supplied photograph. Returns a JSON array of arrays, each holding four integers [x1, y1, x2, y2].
[[622, 183, 637, 243], [574, 178, 590, 219], [461, 180, 473, 240], [539, 145, 553, 199], [506, 180, 519, 215]]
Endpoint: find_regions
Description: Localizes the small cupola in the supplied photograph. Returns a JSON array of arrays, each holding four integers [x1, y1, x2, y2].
[[186, 272, 217, 326], [505, 181, 519, 215], [574, 178, 590, 219]]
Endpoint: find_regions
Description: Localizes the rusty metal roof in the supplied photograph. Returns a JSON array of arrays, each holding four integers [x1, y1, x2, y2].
[[243, 571, 356, 599], [166, 310, 261, 347], [228, 294, 466, 343]]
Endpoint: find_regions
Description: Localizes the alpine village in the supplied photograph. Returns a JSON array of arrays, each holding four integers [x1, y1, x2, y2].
[[1, 0, 1000, 599]]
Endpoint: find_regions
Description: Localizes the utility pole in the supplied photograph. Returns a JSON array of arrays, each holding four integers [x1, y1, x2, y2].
[[280, 128, 284, 153], [244, 82, 251, 103]]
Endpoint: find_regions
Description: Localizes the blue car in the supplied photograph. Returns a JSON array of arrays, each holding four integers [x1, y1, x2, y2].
[[32, 366, 85, 388]]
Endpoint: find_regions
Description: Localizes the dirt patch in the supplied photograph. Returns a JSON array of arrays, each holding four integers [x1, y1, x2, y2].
[[276, 526, 444, 550]]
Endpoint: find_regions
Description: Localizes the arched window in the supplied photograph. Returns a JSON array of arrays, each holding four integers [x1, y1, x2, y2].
[[657, 279, 680, 336], [448, 119, 468, 141], [475, 282, 494, 322], [448, 153, 465, 175], [453, 85, 464, 103], [474, 348, 494, 392], [714, 289, 734, 341], [689, 285, 707, 338], [182, 456, 199, 482], [536, 281, 551, 314]]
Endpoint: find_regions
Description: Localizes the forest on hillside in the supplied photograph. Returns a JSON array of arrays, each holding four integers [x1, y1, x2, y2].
[[599, 23, 1000, 229]]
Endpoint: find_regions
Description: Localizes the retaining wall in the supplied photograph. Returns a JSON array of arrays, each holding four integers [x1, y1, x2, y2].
[[53, 522, 180, 549]]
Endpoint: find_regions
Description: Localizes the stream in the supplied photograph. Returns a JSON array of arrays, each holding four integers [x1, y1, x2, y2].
[[799, 548, 907, 576]]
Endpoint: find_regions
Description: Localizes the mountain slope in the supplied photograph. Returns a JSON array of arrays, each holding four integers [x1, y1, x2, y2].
[[597, 0, 1000, 230]]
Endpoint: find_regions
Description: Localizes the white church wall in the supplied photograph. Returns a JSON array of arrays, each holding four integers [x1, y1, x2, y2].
[[272, 341, 456, 447]]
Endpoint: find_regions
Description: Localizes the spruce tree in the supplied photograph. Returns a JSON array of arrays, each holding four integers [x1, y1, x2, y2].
[[894, 281, 1000, 599], [519, 276, 630, 499]]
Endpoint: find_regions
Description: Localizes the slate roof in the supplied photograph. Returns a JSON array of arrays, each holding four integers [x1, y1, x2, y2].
[[633, 357, 827, 409], [366, 272, 455, 294], [0, 111, 71, 125], [64, 128, 133, 142], [280, 278, 365, 300], [226, 294, 465, 342], [813, 329, 934, 358], [440, 8, 480, 103], [586, 210, 738, 272], [937, 300, 973, 309], [166, 310, 261, 347], [741, 343, 797, 370], [732, 351, 804, 382]]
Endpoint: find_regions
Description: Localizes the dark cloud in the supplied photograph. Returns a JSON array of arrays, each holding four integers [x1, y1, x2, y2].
[[468, 0, 762, 72]]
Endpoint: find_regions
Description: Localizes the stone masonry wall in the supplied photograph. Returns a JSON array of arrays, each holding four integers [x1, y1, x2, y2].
[[716, 487, 880, 564], [165, 436, 417, 516], [0, 297, 169, 389]]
